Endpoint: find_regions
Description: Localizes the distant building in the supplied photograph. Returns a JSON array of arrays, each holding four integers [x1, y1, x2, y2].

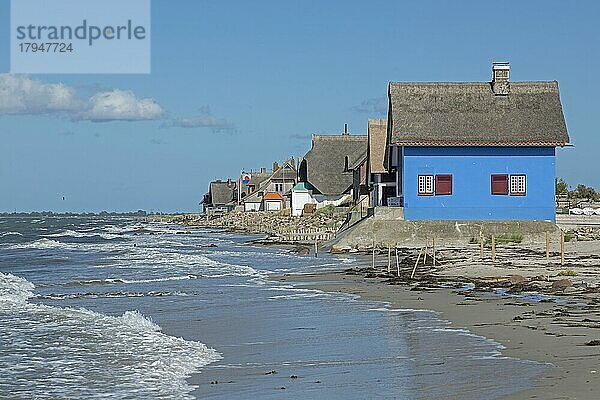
[[383, 62, 570, 221], [241, 159, 297, 211], [367, 118, 395, 207], [298, 128, 367, 206], [263, 192, 285, 211], [201, 179, 237, 214]]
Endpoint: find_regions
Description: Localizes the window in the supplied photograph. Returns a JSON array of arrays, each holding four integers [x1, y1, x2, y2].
[[491, 174, 509, 195], [274, 183, 284, 192], [435, 175, 452, 195], [510, 175, 526, 195], [418, 175, 434, 195]]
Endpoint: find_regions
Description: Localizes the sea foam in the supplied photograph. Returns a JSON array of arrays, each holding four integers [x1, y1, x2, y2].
[[0, 273, 221, 399]]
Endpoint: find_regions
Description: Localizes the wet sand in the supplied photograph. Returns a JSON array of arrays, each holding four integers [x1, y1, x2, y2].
[[278, 270, 600, 400]]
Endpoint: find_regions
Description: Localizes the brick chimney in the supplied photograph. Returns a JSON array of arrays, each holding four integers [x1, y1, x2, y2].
[[492, 62, 510, 95], [273, 162, 279, 172]]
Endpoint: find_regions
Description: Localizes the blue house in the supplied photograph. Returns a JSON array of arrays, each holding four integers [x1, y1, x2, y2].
[[384, 63, 570, 222]]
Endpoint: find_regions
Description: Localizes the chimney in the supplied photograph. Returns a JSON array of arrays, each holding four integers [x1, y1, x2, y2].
[[290, 158, 295, 168], [273, 162, 279, 172], [260, 167, 266, 174], [227, 178, 232, 185], [492, 62, 510, 95], [343, 123, 349, 135]]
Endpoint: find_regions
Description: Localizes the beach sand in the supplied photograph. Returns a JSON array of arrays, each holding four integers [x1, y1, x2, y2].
[[278, 269, 600, 400]]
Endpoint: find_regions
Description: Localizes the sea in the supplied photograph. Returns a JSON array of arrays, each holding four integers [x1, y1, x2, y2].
[[0, 216, 548, 399]]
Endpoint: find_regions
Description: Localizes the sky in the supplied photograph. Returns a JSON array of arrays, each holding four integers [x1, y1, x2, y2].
[[0, 0, 599, 213]]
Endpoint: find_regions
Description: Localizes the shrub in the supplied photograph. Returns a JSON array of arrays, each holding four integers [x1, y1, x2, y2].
[[558, 269, 578, 277]]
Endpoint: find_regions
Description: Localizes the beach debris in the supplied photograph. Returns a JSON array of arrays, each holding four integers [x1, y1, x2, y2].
[[331, 245, 352, 254], [585, 340, 600, 346]]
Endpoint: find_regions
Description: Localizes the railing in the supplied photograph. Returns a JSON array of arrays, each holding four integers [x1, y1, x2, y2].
[[277, 227, 336, 242]]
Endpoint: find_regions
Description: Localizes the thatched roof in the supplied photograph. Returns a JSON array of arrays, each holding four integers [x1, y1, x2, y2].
[[302, 134, 367, 196], [368, 118, 388, 174], [209, 180, 236, 205], [388, 81, 569, 146]]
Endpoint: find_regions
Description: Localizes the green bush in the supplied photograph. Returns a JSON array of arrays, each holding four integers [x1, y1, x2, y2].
[[558, 269, 578, 277], [314, 204, 336, 217]]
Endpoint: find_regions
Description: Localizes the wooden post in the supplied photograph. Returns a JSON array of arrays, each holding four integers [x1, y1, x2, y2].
[[432, 238, 436, 267], [561, 230, 565, 266], [395, 246, 400, 277], [371, 239, 375, 270], [491, 235, 496, 262], [545, 232, 550, 262], [480, 233, 484, 259], [423, 239, 428, 265], [387, 244, 391, 274], [411, 247, 423, 279], [314, 237, 318, 258]]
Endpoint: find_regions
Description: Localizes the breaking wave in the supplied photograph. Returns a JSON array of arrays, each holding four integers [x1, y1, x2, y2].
[[0, 272, 220, 399]]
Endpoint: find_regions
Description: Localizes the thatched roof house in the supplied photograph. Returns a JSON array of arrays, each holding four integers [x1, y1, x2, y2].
[[387, 81, 569, 147], [299, 133, 367, 197]]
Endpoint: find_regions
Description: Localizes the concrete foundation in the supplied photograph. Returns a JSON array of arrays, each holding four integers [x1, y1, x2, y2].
[[333, 212, 559, 249]]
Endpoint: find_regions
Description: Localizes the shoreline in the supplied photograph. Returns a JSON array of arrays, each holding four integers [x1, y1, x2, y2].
[[172, 220, 600, 398], [276, 267, 600, 399]]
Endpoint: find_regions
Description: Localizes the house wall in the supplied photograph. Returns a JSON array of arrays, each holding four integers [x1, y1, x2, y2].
[[402, 146, 556, 221], [264, 180, 295, 193], [244, 202, 261, 212], [265, 200, 283, 211], [292, 190, 314, 216]]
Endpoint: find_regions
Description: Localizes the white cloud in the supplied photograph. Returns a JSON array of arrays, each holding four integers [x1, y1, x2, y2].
[[81, 90, 165, 122], [351, 96, 388, 116], [0, 74, 80, 115], [0, 74, 165, 122], [162, 106, 236, 133]]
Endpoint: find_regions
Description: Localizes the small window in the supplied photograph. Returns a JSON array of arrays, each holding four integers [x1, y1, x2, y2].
[[418, 175, 434, 196], [510, 175, 526, 196], [274, 183, 284, 192], [435, 175, 452, 195], [491, 174, 509, 195]]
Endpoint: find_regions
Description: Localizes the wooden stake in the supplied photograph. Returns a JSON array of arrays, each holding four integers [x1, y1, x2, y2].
[[411, 247, 423, 279], [480, 233, 484, 259], [387, 244, 391, 274], [314, 237, 318, 258], [491, 235, 496, 262], [545, 232, 549, 262], [371, 239, 375, 270], [432, 238, 436, 267], [395, 246, 400, 277], [561, 230, 565, 266]]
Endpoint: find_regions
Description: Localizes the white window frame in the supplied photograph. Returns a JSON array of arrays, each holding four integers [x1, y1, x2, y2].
[[509, 174, 526, 196], [418, 175, 434, 196]]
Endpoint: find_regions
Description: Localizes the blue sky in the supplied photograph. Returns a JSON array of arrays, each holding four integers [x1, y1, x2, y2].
[[0, 0, 599, 212]]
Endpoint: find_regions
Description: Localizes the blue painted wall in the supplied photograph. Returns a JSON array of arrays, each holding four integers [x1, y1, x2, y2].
[[402, 146, 556, 221]]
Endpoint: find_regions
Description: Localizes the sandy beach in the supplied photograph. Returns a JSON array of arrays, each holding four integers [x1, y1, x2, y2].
[[277, 252, 600, 400]]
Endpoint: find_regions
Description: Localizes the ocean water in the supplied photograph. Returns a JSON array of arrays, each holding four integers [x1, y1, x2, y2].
[[0, 216, 547, 399]]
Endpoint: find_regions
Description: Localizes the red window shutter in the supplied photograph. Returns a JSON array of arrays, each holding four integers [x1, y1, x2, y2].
[[435, 175, 452, 195], [491, 174, 509, 195]]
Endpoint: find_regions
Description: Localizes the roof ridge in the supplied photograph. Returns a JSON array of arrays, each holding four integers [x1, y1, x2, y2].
[[389, 81, 558, 85]]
